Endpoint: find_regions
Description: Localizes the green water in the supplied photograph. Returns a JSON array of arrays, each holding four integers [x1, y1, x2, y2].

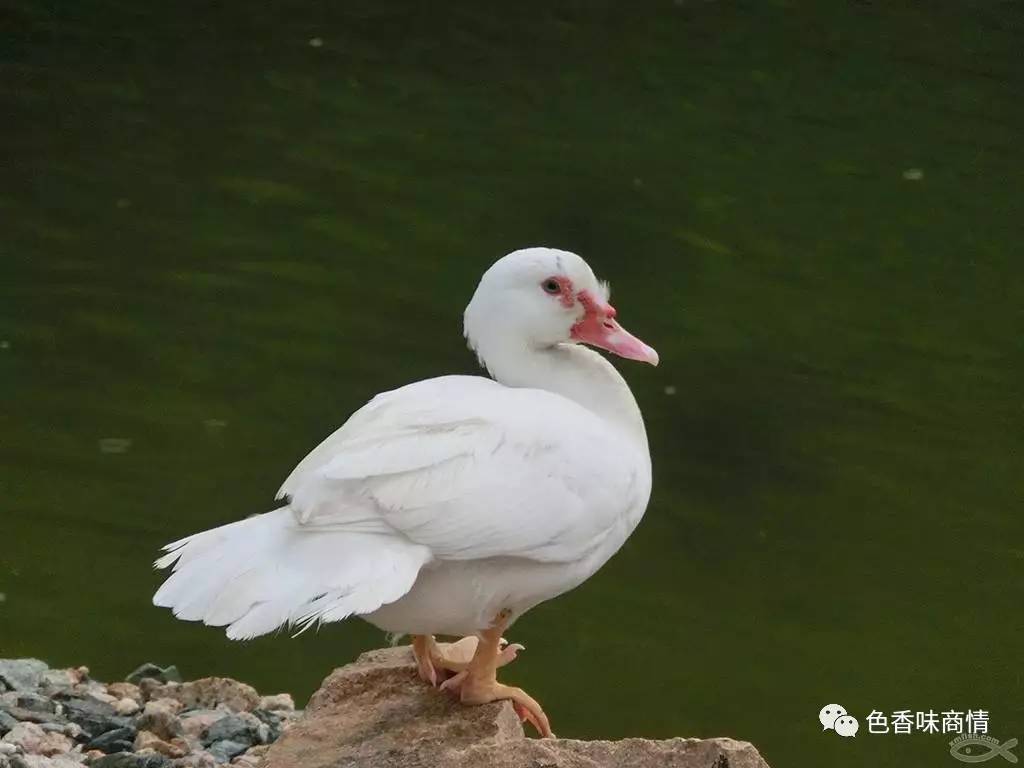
[[2, 2, 1022, 766]]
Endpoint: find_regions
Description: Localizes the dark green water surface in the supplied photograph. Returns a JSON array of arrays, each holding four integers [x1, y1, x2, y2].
[[2, 2, 1022, 766]]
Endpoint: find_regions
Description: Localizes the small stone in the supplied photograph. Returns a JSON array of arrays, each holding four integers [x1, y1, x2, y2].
[[85, 692, 117, 707], [201, 714, 264, 748], [238, 745, 266, 762], [10, 756, 86, 768], [1, 722, 71, 757], [37, 733, 71, 757], [135, 708, 182, 742], [248, 712, 276, 743], [125, 666, 181, 688], [34, 674, 68, 697], [255, 695, 292, 713], [142, 700, 182, 717], [228, 756, 258, 768], [0, 662, 49, 693], [902, 168, 924, 181], [2, 722, 44, 751], [83, 751, 104, 761], [134, 732, 187, 759], [0, 744, 15, 755], [136, 681, 164, 702], [0, 711, 57, 727], [167, 752, 215, 768], [85, 727, 137, 754], [105, 685, 141, 705], [178, 713, 224, 742], [90, 753, 169, 768], [113, 700, 137, 717], [58, 698, 126, 739], [146, 681, 257, 714], [69, 681, 105, 700], [36, 725, 68, 735], [0, 712, 16, 736], [135, 732, 161, 749], [37, 668, 86, 695], [0, 693, 56, 716], [250, 709, 298, 743], [308, 37, 323, 48], [0, 693, 62, 727], [206, 740, 247, 764]]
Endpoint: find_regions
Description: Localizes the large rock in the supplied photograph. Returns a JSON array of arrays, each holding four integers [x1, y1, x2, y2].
[[259, 646, 770, 768]]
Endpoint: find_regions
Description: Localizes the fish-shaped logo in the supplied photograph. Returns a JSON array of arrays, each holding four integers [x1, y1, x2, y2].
[[949, 734, 1018, 764]]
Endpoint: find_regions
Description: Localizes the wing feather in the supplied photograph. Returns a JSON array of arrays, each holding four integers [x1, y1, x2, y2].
[[279, 375, 638, 564]]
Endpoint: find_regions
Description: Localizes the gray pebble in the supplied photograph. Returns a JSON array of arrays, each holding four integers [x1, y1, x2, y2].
[[201, 714, 263, 747], [0, 710, 18, 735], [91, 753, 170, 768], [0, 692, 64, 729], [0, 661, 48, 693], [178, 709, 225, 741], [58, 697, 127, 738], [251, 710, 283, 742], [125, 665, 181, 686], [206, 739, 248, 763], [0, 709, 60, 726], [0, 693, 55, 716], [87, 725, 139, 753]]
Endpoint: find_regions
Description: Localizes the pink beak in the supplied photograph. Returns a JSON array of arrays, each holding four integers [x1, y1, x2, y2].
[[570, 293, 659, 366]]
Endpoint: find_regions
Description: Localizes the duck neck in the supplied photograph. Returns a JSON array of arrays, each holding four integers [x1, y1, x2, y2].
[[474, 336, 649, 454]]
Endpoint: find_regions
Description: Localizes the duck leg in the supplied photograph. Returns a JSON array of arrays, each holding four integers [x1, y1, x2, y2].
[[438, 611, 553, 738], [411, 633, 522, 687]]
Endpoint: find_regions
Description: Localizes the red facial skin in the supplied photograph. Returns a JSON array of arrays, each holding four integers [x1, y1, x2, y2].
[[548, 275, 576, 309], [575, 288, 615, 320], [541, 276, 659, 366]]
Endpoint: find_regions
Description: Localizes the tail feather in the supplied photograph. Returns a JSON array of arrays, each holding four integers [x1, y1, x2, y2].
[[153, 507, 430, 640]]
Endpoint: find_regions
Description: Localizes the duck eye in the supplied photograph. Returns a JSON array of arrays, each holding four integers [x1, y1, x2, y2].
[[542, 278, 561, 295]]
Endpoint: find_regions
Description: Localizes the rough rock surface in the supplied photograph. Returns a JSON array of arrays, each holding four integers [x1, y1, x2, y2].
[[260, 646, 771, 768]]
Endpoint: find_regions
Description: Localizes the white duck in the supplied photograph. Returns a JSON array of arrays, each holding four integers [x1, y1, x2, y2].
[[153, 247, 658, 736]]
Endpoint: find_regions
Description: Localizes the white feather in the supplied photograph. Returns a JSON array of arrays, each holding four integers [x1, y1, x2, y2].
[[153, 508, 431, 639]]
